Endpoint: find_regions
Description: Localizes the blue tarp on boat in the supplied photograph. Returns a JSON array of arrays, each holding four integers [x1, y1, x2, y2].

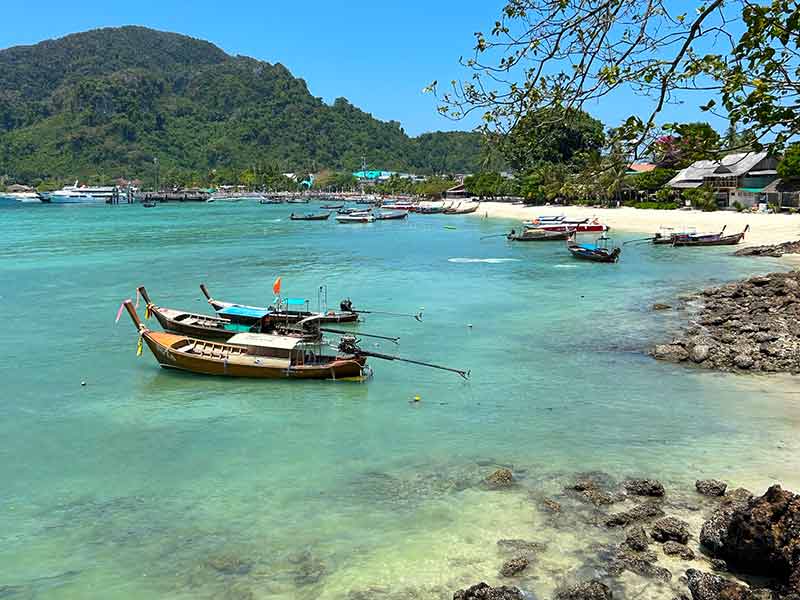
[[284, 298, 307, 306], [218, 306, 271, 319]]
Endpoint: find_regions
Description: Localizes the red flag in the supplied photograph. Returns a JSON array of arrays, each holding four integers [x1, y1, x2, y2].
[[273, 276, 282, 295]]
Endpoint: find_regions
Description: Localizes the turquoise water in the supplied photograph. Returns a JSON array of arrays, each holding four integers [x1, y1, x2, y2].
[[1, 202, 799, 599]]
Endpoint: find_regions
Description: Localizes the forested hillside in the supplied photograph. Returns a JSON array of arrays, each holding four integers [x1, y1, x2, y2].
[[0, 27, 484, 185]]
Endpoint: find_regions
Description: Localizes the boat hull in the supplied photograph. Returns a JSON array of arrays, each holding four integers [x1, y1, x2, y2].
[[142, 332, 365, 379]]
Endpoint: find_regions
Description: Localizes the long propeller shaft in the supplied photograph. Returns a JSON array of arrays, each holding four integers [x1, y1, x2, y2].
[[355, 349, 470, 380], [353, 309, 423, 322]]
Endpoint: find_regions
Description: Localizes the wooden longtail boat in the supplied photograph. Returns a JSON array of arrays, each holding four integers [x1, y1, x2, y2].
[[444, 202, 480, 215], [121, 301, 367, 380], [566, 236, 621, 263], [672, 225, 749, 247], [136, 286, 323, 342], [507, 228, 574, 241], [290, 212, 330, 221], [199, 284, 360, 324], [524, 215, 609, 233], [321, 203, 344, 209]]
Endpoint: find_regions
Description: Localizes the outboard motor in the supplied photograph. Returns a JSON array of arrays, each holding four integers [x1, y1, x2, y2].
[[340, 298, 353, 312]]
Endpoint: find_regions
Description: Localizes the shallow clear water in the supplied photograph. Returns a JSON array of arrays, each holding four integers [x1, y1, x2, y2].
[[1, 202, 798, 599]]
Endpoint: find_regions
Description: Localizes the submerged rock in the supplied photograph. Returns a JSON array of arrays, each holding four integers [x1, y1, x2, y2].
[[499, 557, 529, 577], [568, 478, 618, 507], [607, 544, 671, 582], [696, 479, 728, 497], [497, 539, 545, 556], [651, 516, 691, 544], [542, 498, 562, 513], [653, 344, 689, 362], [453, 582, 523, 599], [554, 580, 613, 600], [485, 468, 514, 489], [204, 554, 253, 576], [605, 503, 665, 527], [662, 541, 695, 560], [652, 303, 673, 311], [685, 569, 752, 600], [625, 479, 666, 497]]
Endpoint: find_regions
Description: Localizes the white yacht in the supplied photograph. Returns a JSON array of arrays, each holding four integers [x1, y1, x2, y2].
[[0, 191, 43, 204], [48, 181, 117, 204]]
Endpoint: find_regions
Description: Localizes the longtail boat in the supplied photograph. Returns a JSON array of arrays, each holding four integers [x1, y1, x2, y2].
[[444, 202, 480, 215], [336, 213, 375, 223], [321, 203, 344, 209], [672, 225, 749, 247], [374, 211, 408, 221], [290, 212, 330, 221], [200, 284, 359, 324], [567, 235, 621, 263], [136, 286, 329, 342], [121, 301, 368, 380], [507, 228, 574, 241], [524, 215, 609, 233]]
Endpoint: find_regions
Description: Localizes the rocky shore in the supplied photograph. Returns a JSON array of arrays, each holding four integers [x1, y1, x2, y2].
[[734, 240, 800, 258], [454, 473, 800, 600], [652, 271, 800, 373]]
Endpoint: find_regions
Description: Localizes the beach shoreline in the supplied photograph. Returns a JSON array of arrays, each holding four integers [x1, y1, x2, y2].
[[471, 202, 800, 249]]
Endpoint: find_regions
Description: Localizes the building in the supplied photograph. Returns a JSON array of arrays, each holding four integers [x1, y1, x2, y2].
[[761, 179, 800, 209], [626, 163, 657, 175], [667, 152, 778, 208], [444, 184, 468, 200]]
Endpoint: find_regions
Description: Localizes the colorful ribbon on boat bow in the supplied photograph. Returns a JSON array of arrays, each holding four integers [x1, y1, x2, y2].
[[144, 304, 151, 320], [137, 335, 143, 357], [134, 288, 140, 309], [115, 302, 125, 324]]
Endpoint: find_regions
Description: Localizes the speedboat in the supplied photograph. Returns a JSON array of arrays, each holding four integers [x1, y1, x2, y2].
[[0, 191, 42, 204]]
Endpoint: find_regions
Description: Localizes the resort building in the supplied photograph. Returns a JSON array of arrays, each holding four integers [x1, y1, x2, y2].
[[444, 183, 468, 199], [667, 152, 779, 208]]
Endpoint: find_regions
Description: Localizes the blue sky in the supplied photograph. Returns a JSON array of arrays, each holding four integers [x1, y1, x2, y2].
[[0, 0, 731, 137]]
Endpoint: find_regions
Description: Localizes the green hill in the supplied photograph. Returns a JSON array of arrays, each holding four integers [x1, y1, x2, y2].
[[0, 26, 484, 185]]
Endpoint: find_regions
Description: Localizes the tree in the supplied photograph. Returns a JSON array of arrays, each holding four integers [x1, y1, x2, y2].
[[654, 122, 721, 167], [777, 144, 800, 180], [625, 168, 677, 192], [501, 107, 605, 172], [432, 1, 800, 160]]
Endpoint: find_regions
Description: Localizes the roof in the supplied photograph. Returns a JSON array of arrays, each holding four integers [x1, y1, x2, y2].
[[668, 152, 771, 187], [227, 333, 301, 350], [737, 187, 765, 193], [218, 305, 271, 319], [761, 178, 800, 194], [627, 163, 656, 173]]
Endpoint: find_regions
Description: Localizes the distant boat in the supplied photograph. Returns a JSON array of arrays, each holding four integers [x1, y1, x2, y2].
[[259, 198, 283, 204], [567, 235, 621, 263], [290, 212, 331, 221], [444, 202, 480, 215], [507, 228, 573, 241], [321, 203, 344, 209], [524, 215, 609, 233], [671, 225, 749, 247], [48, 181, 115, 204], [0, 191, 42, 204], [336, 213, 375, 223], [286, 197, 310, 204], [142, 201, 157, 208], [374, 211, 408, 221]]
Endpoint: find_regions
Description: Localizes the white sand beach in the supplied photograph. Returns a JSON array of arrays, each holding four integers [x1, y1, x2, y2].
[[473, 202, 800, 248]]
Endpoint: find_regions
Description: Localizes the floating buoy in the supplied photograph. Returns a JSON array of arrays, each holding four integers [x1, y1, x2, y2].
[[467, 323, 473, 328], [412, 394, 421, 402], [444, 225, 457, 230], [81, 381, 86, 387]]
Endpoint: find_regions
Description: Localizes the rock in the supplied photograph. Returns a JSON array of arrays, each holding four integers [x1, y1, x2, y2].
[[624, 526, 650, 552], [735, 240, 800, 258], [691, 345, 711, 363], [554, 580, 613, 600], [605, 503, 665, 527], [625, 479, 666, 497], [696, 479, 728, 497], [568, 479, 617, 506], [608, 544, 671, 581], [715, 485, 800, 587], [653, 344, 690, 362], [651, 516, 691, 544], [734, 354, 754, 369], [485, 468, 514, 489], [205, 554, 253, 576], [700, 490, 753, 555], [542, 498, 562, 513], [499, 557, 529, 577], [685, 569, 752, 600], [663, 541, 695, 560], [453, 582, 523, 600], [710, 558, 728, 572], [653, 303, 673, 311]]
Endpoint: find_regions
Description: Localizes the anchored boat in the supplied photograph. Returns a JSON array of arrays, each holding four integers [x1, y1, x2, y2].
[[671, 225, 749, 247], [121, 300, 368, 380], [290, 212, 331, 221], [200, 284, 359, 324], [507, 228, 574, 242], [566, 235, 621, 263]]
